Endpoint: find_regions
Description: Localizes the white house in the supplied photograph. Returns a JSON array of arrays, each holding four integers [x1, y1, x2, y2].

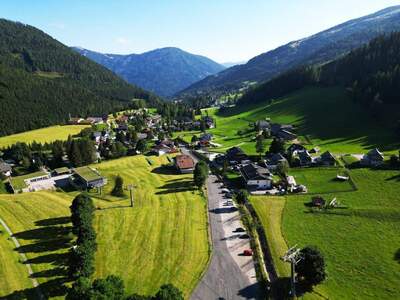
[[239, 164, 272, 190]]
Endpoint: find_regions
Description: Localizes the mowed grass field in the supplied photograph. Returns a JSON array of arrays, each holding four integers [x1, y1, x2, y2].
[[251, 168, 400, 299], [0, 125, 89, 149], [0, 155, 209, 299], [175, 87, 399, 155]]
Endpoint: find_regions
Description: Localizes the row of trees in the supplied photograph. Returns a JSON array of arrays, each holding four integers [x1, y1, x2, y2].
[[68, 277, 184, 300], [69, 193, 97, 278]]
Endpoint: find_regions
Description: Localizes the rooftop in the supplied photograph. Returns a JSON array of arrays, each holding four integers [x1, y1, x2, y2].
[[175, 155, 195, 170], [73, 166, 103, 182]]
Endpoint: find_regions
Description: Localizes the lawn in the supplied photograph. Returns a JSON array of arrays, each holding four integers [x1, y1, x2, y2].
[[289, 167, 355, 194], [251, 168, 400, 299], [0, 125, 89, 149], [0, 155, 209, 299]]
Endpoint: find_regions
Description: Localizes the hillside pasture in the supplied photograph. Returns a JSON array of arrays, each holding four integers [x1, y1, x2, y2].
[[0, 155, 209, 299], [0, 125, 89, 149], [197, 87, 399, 155]]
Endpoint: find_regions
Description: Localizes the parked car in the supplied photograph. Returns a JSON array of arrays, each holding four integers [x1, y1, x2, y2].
[[243, 249, 253, 256], [221, 188, 230, 193], [235, 227, 245, 232]]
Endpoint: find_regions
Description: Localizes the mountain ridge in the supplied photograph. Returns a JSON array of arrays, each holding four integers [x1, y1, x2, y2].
[[178, 5, 400, 97], [72, 46, 225, 97]]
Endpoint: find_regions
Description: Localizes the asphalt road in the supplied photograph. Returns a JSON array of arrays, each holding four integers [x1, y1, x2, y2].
[[183, 148, 261, 300]]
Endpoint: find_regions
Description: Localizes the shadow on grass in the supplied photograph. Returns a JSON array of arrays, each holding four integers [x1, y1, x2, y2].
[[2, 216, 73, 299], [0, 277, 71, 300], [395, 249, 400, 264], [151, 166, 178, 175], [385, 174, 400, 182], [156, 180, 196, 195]]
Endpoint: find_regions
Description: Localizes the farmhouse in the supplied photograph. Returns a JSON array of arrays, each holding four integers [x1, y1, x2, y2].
[[199, 133, 213, 147], [265, 153, 288, 171], [72, 166, 107, 189], [226, 147, 248, 164], [0, 159, 12, 177], [174, 155, 195, 173], [287, 143, 306, 156], [361, 148, 384, 166], [297, 150, 313, 166], [239, 164, 272, 190], [319, 151, 336, 166], [151, 140, 177, 156]]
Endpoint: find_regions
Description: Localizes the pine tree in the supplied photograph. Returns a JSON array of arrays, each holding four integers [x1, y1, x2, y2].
[[111, 175, 125, 197]]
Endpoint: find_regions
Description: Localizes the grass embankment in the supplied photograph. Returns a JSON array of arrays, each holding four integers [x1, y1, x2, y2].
[[0, 155, 209, 299], [251, 168, 400, 299], [0, 125, 89, 149], [175, 87, 399, 155]]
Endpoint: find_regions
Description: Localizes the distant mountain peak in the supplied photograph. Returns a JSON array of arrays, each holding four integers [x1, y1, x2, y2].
[[73, 46, 225, 97]]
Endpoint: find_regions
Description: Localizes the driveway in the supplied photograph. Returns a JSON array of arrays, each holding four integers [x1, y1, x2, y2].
[[184, 149, 261, 300]]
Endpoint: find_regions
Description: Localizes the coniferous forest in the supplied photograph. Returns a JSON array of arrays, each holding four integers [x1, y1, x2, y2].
[[239, 32, 400, 124], [0, 19, 159, 136]]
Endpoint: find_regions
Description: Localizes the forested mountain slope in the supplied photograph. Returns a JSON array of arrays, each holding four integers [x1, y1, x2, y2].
[[0, 19, 157, 136], [73, 47, 225, 97], [238, 32, 400, 131], [179, 5, 400, 97]]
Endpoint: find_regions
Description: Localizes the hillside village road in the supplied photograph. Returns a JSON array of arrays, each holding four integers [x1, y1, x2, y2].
[[182, 148, 261, 300]]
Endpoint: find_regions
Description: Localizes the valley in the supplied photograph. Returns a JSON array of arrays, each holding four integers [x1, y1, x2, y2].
[[1, 3, 400, 300]]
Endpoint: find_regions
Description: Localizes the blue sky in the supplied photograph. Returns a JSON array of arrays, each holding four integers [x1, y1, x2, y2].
[[1, 0, 399, 62]]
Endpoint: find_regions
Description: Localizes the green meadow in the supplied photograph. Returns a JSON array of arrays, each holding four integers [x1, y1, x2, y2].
[[175, 87, 399, 155], [0, 155, 209, 299], [251, 168, 400, 299]]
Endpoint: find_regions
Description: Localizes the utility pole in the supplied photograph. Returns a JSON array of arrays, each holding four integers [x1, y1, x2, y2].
[[281, 245, 303, 298], [127, 184, 136, 207]]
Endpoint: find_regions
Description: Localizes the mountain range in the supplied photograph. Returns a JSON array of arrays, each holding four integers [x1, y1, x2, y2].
[[72, 47, 225, 97], [0, 19, 156, 136], [178, 5, 400, 97]]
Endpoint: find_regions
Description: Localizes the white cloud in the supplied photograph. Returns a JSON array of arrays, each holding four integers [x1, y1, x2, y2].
[[115, 37, 131, 45]]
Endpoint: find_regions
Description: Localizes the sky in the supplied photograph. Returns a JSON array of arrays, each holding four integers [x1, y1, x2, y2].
[[1, 0, 399, 63]]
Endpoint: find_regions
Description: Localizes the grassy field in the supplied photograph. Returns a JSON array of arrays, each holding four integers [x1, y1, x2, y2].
[[175, 87, 399, 155], [0, 155, 209, 299], [251, 168, 400, 299], [0, 227, 34, 298], [0, 125, 89, 149], [289, 167, 355, 194]]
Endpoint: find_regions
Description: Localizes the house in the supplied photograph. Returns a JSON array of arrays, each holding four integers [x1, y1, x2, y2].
[[255, 120, 271, 130], [239, 164, 272, 190], [151, 140, 177, 156], [202, 116, 215, 129], [0, 160, 12, 177], [226, 147, 248, 164], [277, 129, 297, 141], [86, 117, 104, 124], [53, 167, 70, 176], [174, 155, 195, 173], [271, 123, 294, 135], [297, 150, 312, 166], [319, 151, 336, 166], [361, 148, 384, 166], [265, 153, 288, 171], [199, 133, 213, 147], [72, 166, 107, 189], [287, 143, 306, 156]]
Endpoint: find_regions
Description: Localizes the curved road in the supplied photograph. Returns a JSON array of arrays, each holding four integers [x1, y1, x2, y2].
[[184, 148, 261, 300]]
